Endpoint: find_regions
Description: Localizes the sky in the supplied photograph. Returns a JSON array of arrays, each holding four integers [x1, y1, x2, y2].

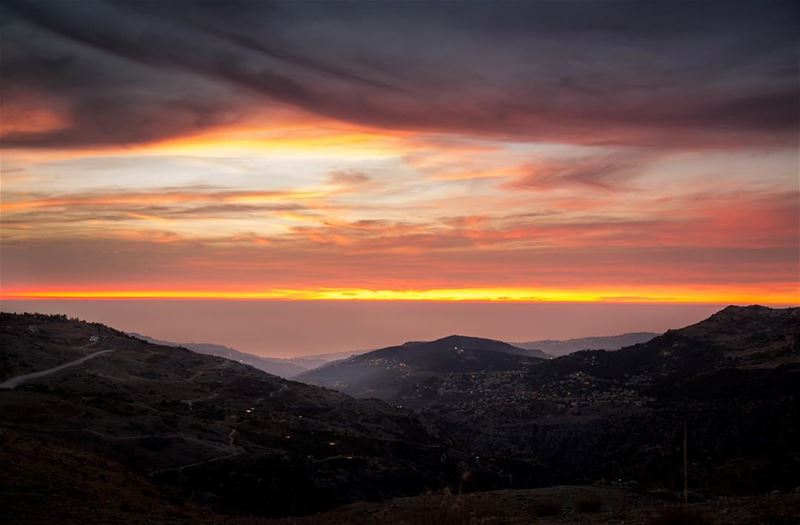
[[1, 0, 798, 348]]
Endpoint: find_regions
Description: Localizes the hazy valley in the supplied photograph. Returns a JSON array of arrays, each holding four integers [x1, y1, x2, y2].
[[129, 334, 356, 379]]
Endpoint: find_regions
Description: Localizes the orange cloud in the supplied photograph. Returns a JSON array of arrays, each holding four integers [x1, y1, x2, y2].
[[0, 188, 327, 213]]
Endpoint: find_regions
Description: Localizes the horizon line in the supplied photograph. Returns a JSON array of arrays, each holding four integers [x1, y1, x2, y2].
[[2, 286, 798, 306]]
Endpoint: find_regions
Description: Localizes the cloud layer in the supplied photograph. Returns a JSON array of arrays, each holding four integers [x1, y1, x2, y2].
[[1, 0, 798, 303], [2, 0, 798, 148]]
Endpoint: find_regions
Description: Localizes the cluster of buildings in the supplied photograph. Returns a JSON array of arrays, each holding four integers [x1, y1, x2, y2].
[[411, 369, 654, 416]]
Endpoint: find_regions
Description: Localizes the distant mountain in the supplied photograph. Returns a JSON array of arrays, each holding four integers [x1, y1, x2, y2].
[[1, 314, 445, 517], [288, 350, 363, 370], [297, 335, 545, 401], [514, 332, 659, 357], [130, 333, 308, 378]]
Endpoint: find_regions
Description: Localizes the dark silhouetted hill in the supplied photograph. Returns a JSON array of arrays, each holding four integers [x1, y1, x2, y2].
[[297, 335, 545, 401], [397, 306, 800, 494], [0, 313, 445, 517]]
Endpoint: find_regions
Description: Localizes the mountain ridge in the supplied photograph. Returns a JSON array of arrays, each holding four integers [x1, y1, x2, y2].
[[394, 305, 799, 492], [297, 334, 546, 400], [514, 332, 659, 357], [129, 333, 363, 378], [129, 333, 309, 378]]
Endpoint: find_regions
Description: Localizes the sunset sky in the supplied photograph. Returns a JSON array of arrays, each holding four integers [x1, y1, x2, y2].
[[1, 1, 798, 313]]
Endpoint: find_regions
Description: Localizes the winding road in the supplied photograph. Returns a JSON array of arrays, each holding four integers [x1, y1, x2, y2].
[[3, 344, 248, 475], [150, 428, 243, 475], [0, 349, 116, 389]]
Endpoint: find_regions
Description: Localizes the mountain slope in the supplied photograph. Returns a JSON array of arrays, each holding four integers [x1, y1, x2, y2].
[[290, 351, 365, 370], [514, 332, 659, 357], [297, 335, 544, 401], [397, 306, 800, 494], [130, 333, 308, 378], [0, 313, 445, 516], [670, 304, 800, 367]]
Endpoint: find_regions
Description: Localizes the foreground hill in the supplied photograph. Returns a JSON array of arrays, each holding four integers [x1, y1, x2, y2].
[[0, 313, 445, 517], [297, 335, 545, 401], [515, 332, 659, 357], [398, 306, 800, 494], [4, 433, 799, 525]]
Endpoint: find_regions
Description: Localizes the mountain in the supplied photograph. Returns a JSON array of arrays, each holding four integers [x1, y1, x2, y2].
[[130, 334, 364, 377], [396, 306, 800, 494], [288, 350, 364, 370], [130, 333, 308, 378], [297, 335, 545, 401], [0, 313, 446, 517], [2, 306, 798, 523], [514, 332, 659, 357], [669, 304, 800, 367]]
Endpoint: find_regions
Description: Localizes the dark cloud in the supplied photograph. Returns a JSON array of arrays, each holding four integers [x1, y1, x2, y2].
[[1, 0, 798, 148]]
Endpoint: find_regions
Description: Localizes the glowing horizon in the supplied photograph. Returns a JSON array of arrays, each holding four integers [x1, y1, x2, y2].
[[3, 285, 797, 306]]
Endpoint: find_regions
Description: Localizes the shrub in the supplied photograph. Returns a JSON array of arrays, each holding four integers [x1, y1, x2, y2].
[[409, 498, 473, 525], [575, 495, 604, 513], [648, 506, 711, 525], [534, 499, 562, 517]]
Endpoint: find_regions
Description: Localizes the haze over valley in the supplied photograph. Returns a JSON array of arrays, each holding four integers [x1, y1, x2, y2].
[[2, 300, 717, 358]]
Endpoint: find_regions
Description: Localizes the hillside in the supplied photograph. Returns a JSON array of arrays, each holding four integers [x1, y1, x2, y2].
[[397, 306, 800, 494], [5, 437, 799, 525], [515, 332, 659, 357], [290, 350, 365, 370], [297, 335, 545, 401], [0, 313, 446, 517]]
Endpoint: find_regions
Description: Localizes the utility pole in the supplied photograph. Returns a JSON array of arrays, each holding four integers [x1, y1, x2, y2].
[[683, 421, 689, 512]]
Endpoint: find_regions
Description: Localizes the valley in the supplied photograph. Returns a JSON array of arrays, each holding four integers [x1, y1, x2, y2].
[[1, 306, 798, 523]]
